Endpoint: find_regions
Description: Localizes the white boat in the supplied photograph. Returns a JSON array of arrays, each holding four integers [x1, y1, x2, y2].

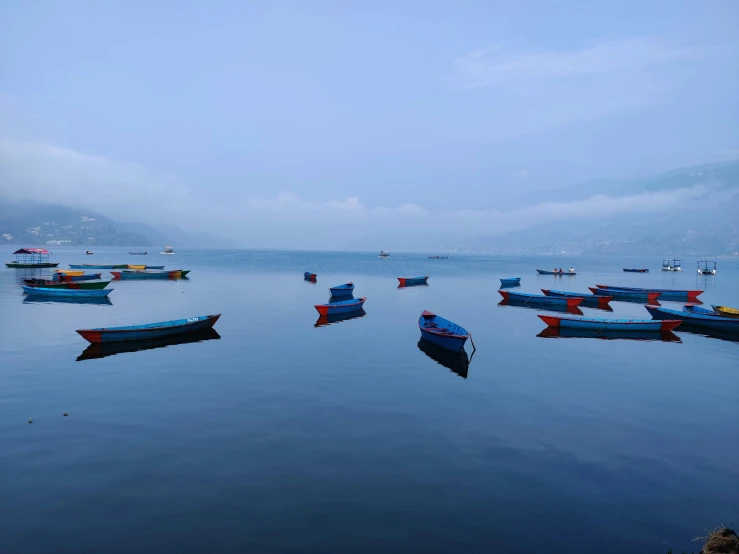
[[378, 251, 390, 258], [661, 259, 682, 271], [161, 246, 175, 255]]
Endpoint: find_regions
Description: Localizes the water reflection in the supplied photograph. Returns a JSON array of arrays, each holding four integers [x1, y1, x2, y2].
[[498, 300, 584, 316], [537, 327, 681, 342], [314, 308, 366, 327], [673, 324, 739, 344], [417, 338, 471, 379], [77, 329, 221, 361], [397, 283, 429, 289], [23, 296, 113, 306]]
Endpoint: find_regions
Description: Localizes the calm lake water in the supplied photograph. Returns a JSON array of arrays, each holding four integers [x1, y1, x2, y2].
[[1, 248, 738, 554]]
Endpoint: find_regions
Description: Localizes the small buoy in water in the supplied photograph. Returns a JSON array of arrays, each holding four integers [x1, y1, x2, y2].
[[28, 418, 33, 424], [63, 412, 68, 417]]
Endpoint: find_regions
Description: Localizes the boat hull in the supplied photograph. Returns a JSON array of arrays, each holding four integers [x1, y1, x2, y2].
[[418, 311, 469, 353], [499, 290, 583, 307], [6, 262, 59, 268], [589, 287, 661, 303], [623, 269, 649, 273], [541, 289, 612, 308], [711, 305, 739, 319], [536, 269, 576, 275], [22, 286, 112, 298], [54, 273, 103, 282], [76, 314, 221, 344], [538, 314, 681, 331], [398, 276, 429, 287], [646, 305, 739, 331], [329, 283, 355, 297], [304, 272, 317, 282], [24, 280, 111, 290], [111, 270, 182, 280], [77, 329, 220, 360], [315, 297, 366, 315], [596, 285, 701, 301], [500, 278, 521, 287]]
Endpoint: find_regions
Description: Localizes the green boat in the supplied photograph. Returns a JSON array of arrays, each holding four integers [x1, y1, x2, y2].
[[23, 279, 111, 290], [5, 248, 59, 268]]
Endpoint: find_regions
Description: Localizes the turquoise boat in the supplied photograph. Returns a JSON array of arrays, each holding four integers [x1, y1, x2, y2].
[[22, 286, 112, 298]]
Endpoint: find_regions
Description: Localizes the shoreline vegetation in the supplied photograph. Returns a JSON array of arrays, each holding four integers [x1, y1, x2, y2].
[[667, 526, 738, 554]]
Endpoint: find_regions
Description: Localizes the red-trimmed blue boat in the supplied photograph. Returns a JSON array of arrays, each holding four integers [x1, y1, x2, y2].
[[315, 297, 366, 315], [22, 286, 112, 298], [536, 269, 576, 275], [645, 305, 739, 332], [304, 272, 317, 282], [595, 285, 701, 302], [538, 314, 681, 332], [398, 276, 429, 287], [76, 314, 221, 344], [499, 290, 583, 307], [537, 327, 680, 342], [111, 269, 184, 280], [329, 283, 354, 297], [500, 277, 521, 287], [419, 311, 470, 353], [623, 268, 649, 273], [541, 288, 612, 308], [589, 287, 660, 303]]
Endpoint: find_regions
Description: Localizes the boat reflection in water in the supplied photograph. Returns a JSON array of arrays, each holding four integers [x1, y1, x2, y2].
[[417, 338, 471, 379], [537, 327, 681, 342], [315, 308, 366, 327], [498, 300, 584, 316], [665, 324, 739, 344], [23, 296, 112, 306], [77, 329, 221, 361]]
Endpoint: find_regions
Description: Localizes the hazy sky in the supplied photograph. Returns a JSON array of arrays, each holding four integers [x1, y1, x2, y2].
[[1, 1, 738, 248]]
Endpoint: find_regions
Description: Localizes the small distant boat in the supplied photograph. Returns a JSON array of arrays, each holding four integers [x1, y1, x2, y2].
[[536, 269, 576, 275], [623, 268, 649, 273], [538, 314, 681, 332], [594, 285, 701, 302], [86, 250, 94, 255], [52, 273, 103, 282], [161, 246, 175, 255], [712, 305, 739, 319], [697, 261, 717, 275], [329, 283, 354, 297], [428, 255, 449, 259], [541, 289, 613, 308], [398, 276, 429, 287], [417, 338, 470, 379], [378, 251, 390, 258], [24, 280, 111, 290], [315, 297, 366, 315], [55, 269, 85, 276], [304, 272, 317, 282], [418, 311, 471, 353], [589, 287, 661, 303], [69, 264, 129, 269], [76, 314, 221, 344], [129, 251, 148, 255], [646, 305, 739, 331], [6, 248, 59, 268], [500, 278, 521, 287], [662, 259, 682, 272], [111, 269, 185, 280], [498, 290, 583, 307], [22, 286, 112, 298]]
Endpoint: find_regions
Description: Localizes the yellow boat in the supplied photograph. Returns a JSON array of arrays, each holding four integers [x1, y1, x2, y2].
[[712, 305, 739, 319], [55, 269, 84, 276], [128, 264, 147, 269]]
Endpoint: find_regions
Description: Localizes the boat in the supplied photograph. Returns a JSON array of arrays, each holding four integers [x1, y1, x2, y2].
[[22, 286, 112, 298], [541, 289, 613, 308], [397, 276, 429, 287], [418, 311, 471, 353], [662, 259, 682, 272], [129, 251, 148, 255], [55, 269, 85, 276], [500, 278, 521, 287], [538, 314, 681, 332], [86, 250, 94, 255], [127, 264, 147, 270], [417, 338, 470, 379], [5, 248, 59, 268], [536, 269, 576, 275], [594, 285, 701, 302], [498, 290, 583, 307], [698, 261, 717, 275], [645, 305, 739, 332], [304, 272, 317, 282], [623, 268, 649, 273], [53, 273, 103, 282], [69, 264, 129, 269], [161, 246, 175, 255], [589, 287, 661, 303], [111, 269, 183, 280], [712, 305, 739, 319], [76, 314, 221, 344], [537, 327, 680, 342], [378, 251, 390, 258], [314, 297, 366, 315], [428, 255, 449, 259], [77, 329, 220, 361], [329, 283, 355, 297], [23, 295, 112, 306], [683, 305, 718, 315], [314, 309, 366, 327], [24, 280, 111, 290]]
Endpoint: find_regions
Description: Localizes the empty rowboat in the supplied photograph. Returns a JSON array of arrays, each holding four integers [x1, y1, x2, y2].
[[711, 305, 739, 319], [538, 314, 681, 332], [500, 278, 521, 287], [541, 289, 612, 308], [22, 286, 112, 298], [398, 276, 429, 287], [499, 290, 583, 307], [589, 287, 661, 303], [76, 314, 221, 344], [24, 280, 111, 290], [645, 305, 739, 332], [329, 283, 355, 297], [418, 311, 471, 353], [304, 272, 317, 282], [111, 270, 183, 280], [623, 268, 649, 273], [314, 297, 366, 315], [536, 269, 576, 275], [595, 285, 701, 301]]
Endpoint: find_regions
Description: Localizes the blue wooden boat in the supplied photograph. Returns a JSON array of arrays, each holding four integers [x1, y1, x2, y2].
[[538, 314, 681, 332], [78, 329, 220, 361], [24, 295, 112, 305], [498, 290, 583, 307], [418, 311, 471, 353], [589, 287, 661, 303], [111, 269, 184, 280], [398, 276, 429, 287], [315, 297, 366, 315], [623, 268, 649, 273], [417, 338, 470, 378], [541, 288, 612, 308], [538, 327, 680, 342], [329, 282, 355, 297], [54, 272, 103, 282], [22, 286, 112, 298], [500, 277, 521, 287], [76, 314, 221, 344], [536, 269, 576, 275], [304, 272, 317, 281], [645, 305, 739, 332], [683, 305, 717, 315], [595, 285, 702, 302], [314, 309, 366, 327]]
